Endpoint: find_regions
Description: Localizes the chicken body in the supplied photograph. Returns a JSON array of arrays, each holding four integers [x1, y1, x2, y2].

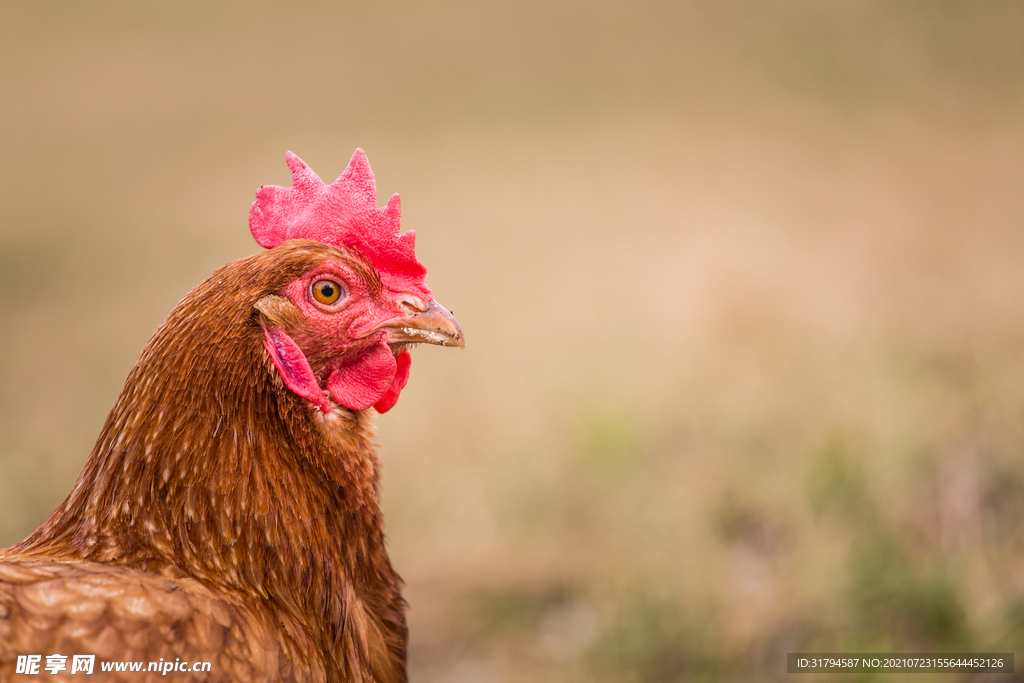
[[0, 240, 462, 682]]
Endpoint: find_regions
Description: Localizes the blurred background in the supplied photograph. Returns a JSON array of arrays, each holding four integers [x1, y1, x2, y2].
[[2, 1, 1023, 680]]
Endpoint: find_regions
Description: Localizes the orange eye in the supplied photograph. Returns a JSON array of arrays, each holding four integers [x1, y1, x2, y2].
[[311, 279, 344, 305]]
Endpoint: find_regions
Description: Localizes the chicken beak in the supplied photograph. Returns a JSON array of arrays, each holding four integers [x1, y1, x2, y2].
[[380, 300, 465, 349]]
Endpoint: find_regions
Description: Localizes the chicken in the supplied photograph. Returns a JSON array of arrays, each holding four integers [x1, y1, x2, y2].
[[0, 150, 464, 682]]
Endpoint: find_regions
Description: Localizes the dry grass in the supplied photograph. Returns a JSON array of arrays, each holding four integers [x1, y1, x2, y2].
[[2, 1, 1024, 680]]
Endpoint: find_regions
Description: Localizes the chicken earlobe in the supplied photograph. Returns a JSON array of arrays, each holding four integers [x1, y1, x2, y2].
[[261, 325, 333, 413], [255, 292, 334, 412]]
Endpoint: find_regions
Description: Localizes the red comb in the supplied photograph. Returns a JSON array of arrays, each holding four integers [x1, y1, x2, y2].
[[250, 150, 432, 299]]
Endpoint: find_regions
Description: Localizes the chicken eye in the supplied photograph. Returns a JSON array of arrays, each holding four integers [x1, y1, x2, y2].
[[311, 279, 344, 305]]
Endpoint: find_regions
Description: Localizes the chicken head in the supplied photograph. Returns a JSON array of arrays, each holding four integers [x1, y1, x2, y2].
[[249, 150, 463, 415]]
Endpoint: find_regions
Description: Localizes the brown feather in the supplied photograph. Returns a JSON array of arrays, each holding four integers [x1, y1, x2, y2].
[[0, 241, 408, 682]]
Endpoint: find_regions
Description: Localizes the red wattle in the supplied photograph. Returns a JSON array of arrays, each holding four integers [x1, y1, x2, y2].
[[373, 349, 412, 414], [325, 344, 398, 411]]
